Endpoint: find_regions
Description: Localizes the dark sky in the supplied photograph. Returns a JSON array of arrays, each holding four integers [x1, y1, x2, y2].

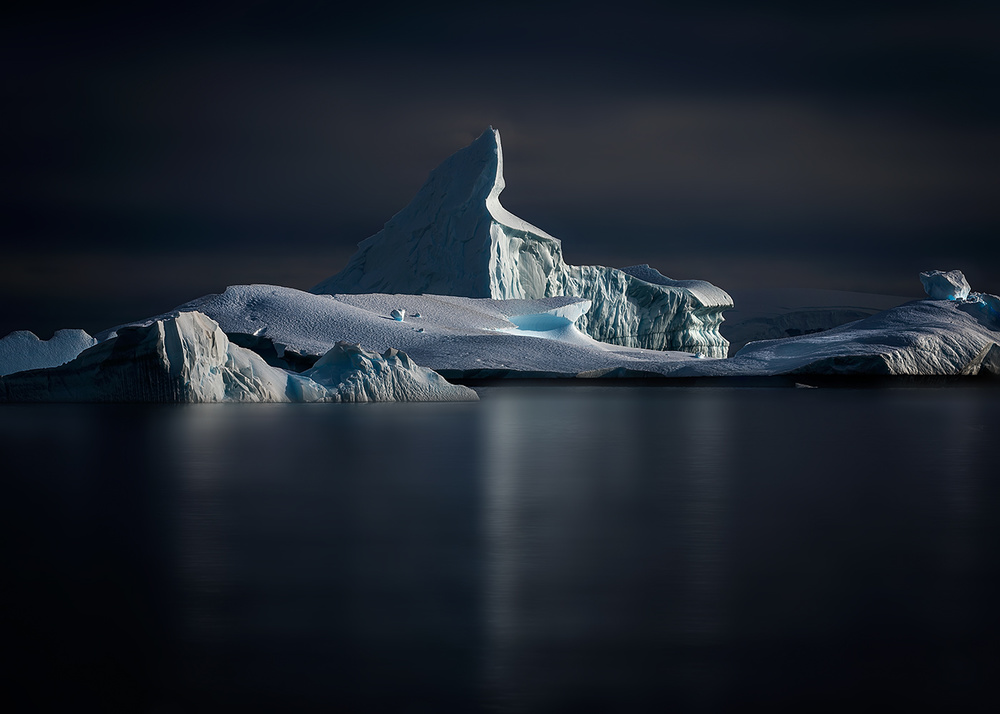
[[2, 1, 998, 336]]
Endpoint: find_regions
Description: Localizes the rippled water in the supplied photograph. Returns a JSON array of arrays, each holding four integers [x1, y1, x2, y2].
[[3, 385, 998, 711]]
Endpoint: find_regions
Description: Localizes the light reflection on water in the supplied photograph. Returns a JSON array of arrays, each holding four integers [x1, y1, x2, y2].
[[481, 389, 734, 712], [2, 386, 999, 711]]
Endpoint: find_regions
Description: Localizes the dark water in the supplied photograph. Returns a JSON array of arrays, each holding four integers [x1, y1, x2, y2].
[[3, 386, 998, 712]]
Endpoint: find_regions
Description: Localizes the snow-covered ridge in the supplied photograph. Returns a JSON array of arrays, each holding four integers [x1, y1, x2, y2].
[[718, 288, 913, 354], [718, 299, 1000, 377], [312, 128, 733, 357], [689, 272, 1000, 378], [0, 329, 96, 376], [0, 311, 477, 403]]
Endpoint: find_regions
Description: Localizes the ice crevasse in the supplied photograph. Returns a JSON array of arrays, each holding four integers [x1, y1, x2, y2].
[[312, 128, 733, 358]]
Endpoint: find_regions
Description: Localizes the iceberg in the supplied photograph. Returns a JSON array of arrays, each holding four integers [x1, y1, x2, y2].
[[102, 285, 701, 379], [99, 272, 999, 382], [726, 300, 1000, 376], [688, 274, 1000, 378], [0, 311, 477, 403], [303, 342, 477, 403], [0, 329, 97, 377], [719, 288, 912, 355], [311, 128, 733, 357], [919, 269, 971, 300]]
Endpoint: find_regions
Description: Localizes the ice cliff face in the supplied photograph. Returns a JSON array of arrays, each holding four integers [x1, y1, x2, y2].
[[312, 128, 732, 357], [0, 311, 476, 403], [1, 312, 283, 402]]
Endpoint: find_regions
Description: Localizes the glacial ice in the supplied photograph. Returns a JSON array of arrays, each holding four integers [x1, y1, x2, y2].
[[977, 292, 1000, 320], [705, 290, 1000, 378], [920, 269, 971, 300], [0, 329, 97, 376], [102, 285, 699, 379], [303, 342, 476, 403], [0, 311, 477, 403], [95, 275, 999, 381], [311, 128, 733, 357], [718, 288, 910, 355], [2, 312, 288, 402]]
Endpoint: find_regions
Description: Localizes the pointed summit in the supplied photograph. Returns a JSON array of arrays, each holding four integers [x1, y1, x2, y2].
[[314, 128, 733, 356], [313, 127, 560, 298]]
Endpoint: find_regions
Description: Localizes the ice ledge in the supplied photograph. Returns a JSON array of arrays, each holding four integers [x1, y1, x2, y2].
[[620, 265, 732, 308]]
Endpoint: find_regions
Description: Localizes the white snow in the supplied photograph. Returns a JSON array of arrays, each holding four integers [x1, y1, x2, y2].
[[719, 288, 913, 355], [311, 128, 733, 357], [1, 311, 477, 403], [92, 279, 997, 380], [0, 329, 97, 376], [920, 269, 971, 300], [97, 285, 699, 379], [303, 342, 475, 403], [685, 296, 1000, 377]]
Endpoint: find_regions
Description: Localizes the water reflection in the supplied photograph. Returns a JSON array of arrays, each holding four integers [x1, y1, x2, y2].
[[2, 388, 998, 711], [156, 402, 486, 710], [480, 388, 735, 711]]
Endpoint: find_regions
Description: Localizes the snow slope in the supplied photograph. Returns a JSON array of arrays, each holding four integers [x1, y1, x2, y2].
[[99, 279, 1000, 380], [720, 288, 913, 355], [312, 128, 733, 357], [0, 329, 96, 376], [101, 285, 701, 379], [681, 296, 1000, 378], [1, 311, 477, 403]]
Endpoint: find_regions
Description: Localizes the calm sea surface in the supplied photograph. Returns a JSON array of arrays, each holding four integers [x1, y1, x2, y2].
[[3, 385, 998, 712]]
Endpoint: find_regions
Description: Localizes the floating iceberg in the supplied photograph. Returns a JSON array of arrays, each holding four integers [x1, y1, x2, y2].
[[919, 269, 971, 301], [0, 311, 477, 403], [304, 341, 477, 402], [312, 128, 733, 357], [718, 288, 911, 355], [0, 329, 97, 377], [102, 285, 699, 379], [727, 300, 1000, 377], [94, 273, 999, 382], [689, 277, 1000, 378]]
